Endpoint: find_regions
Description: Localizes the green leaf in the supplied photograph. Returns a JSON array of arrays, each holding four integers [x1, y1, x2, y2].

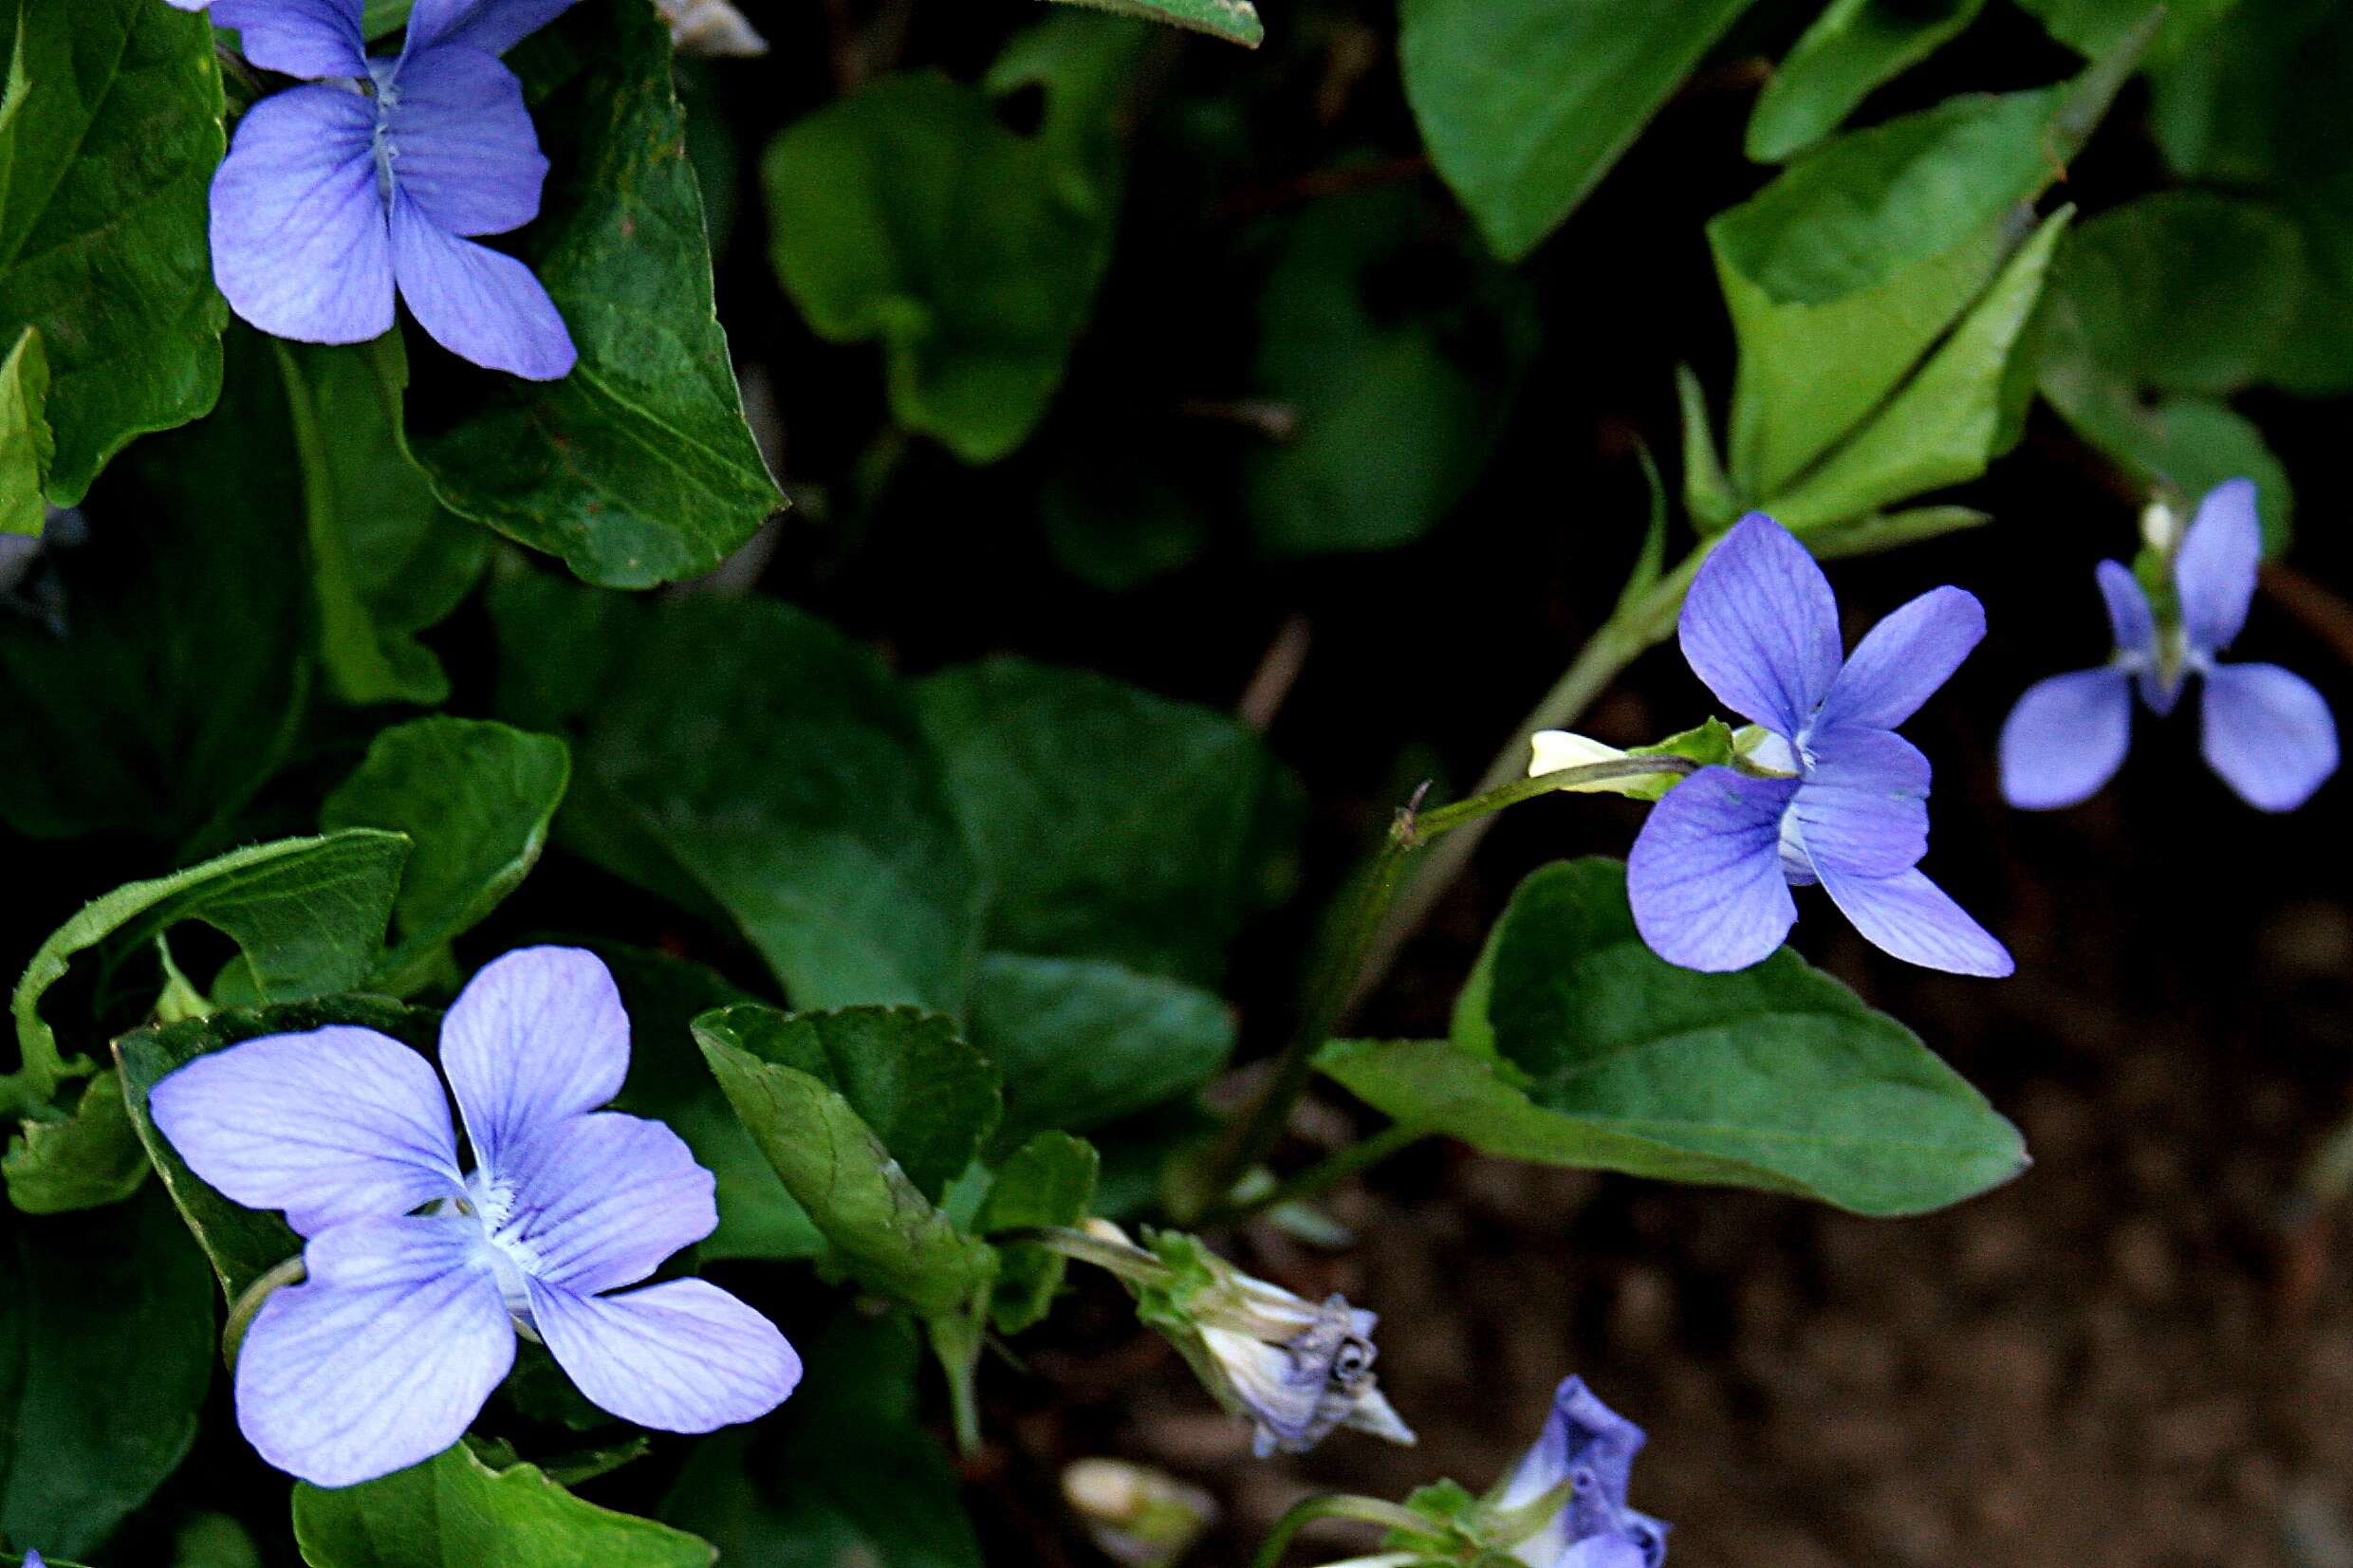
[[1, 1072, 144, 1212], [2017, 0, 2235, 64], [597, 943, 818, 1263], [0, 325, 48, 533], [968, 952, 1234, 1157], [661, 1313, 982, 1568], [973, 1131, 1100, 1333], [292, 1442, 713, 1567], [1712, 28, 2143, 499], [2039, 367, 2295, 552], [1246, 182, 1538, 555], [1045, 0, 1260, 46], [915, 656, 1300, 987], [1746, 0, 1987, 163], [1765, 205, 2068, 529], [1321, 859, 2028, 1216], [0, 340, 311, 843], [118, 996, 440, 1301], [1400, 0, 1760, 260], [407, 0, 779, 589], [491, 579, 986, 1012], [274, 338, 491, 706], [693, 1003, 998, 1316], [6, 830, 408, 1121], [1675, 363, 1738, 533], [762, 20, 1142, 463], [0, 1189, 213, 1557], [321, 717, 571, 988], [0, 0, 225, 504], [173, 1512, 265, 1568]]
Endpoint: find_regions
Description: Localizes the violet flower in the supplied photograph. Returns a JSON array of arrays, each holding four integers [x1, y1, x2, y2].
[[204, 0, 578, 378], [1491, 1377, 1668, 1567], [150, 947, 801, 1488], [2000, 479, 2338, 813], [1626, 512, 2011, 977]]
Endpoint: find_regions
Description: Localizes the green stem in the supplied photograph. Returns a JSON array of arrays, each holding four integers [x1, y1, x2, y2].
[[1177, 755, 1695, 1222], [222, 1255, 307, 1369], [1205, 1124, 1430, 1227], [990, 1225, 1174, 1287], [1250, 1495, 1436, 1568]]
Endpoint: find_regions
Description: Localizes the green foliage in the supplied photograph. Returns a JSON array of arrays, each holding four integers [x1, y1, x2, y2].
[[0, 325, 47, 534], [1747, 0, 1987, 163], [661, 1314, 983, 1568], [292, 1442, 714, 1567], [1047, 0, 1261, 46], [2016, 0, 2236, 63], [1400, 0, 1760, 260], [1246, 183, 1538, 554], [1320, 860, 2028, 1216], [321, 717, 570, 989], [0, 0, 225, 507], [916, 655, 1300, 986], [763, 19, 1144, 462], [0, 1190, 213, 1557], [120, 997, 439, 1300], [973, 1131, 1100, 1332], [408, 0, 780, 588]]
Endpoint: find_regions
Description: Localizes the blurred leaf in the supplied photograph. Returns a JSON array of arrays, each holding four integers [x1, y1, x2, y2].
[[1321, 859, 2028, 1216], [2040, 361, 2294, 551], [5, 830, 408, 1129], [321, 717, 570, 988], [1047, 0, 1260, 46], [0, 1189, 212, 1557], [598, 944, 819, 1264], [172, 1512, 264, 1568], [661, 1314, 983, 1568], [492, 579, 985, 1013], [1768, 206, 2068, 528], [274, 339, 491, 706], [292, 1442, 712, 1567], [916, 656, 1300, 987], [0, 0, 225, 505], [763, 19, 1143, 462], [1746, 0, 1986, 163], [2017, 0, 2235, 64], [1713, 28, 2143, 499], [0, 343, 311, 843], [408, 0, 779, 589], [694, 1003, 999, 1317], [119, 995, 440, 1301], [973, 1131, 1099, 1333], [1246, 182, 1538, 555], [969, 952, 1234, 1157], [1401, 0, 1760, 260], [0, 326, 48, 534]]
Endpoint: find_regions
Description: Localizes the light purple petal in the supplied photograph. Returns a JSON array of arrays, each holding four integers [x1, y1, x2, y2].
[[1627, 766, 1801, 973], [211, 0, 366, 78], [1789, 726, 1931, 878], [2094, 560, 2157, 659], [236, 1216, 512, 1487], [2200, 661, 2339, 812], [2175, 477, 2262, 654], [384, 46, 547, 237], [1815, 586, 1985, 731], [528, 1276, 803, 1432], [403, 0, 579, 57], [389, 193, 577, 379], [150, 1026, 462, 1238], [497, 1112, 716, 1294], [1998, 666, 2134, 810], [1678, 512, 1843, 738], [440, 947, 627, 1171], [210, 86, 395, 347], [1813, 862, 2013, 977]]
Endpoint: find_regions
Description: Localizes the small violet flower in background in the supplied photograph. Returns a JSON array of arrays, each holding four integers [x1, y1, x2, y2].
[[151, 947, 801, 1487], [1999, 478, 2339, 813], [1626, 511, 2011, 977], [198, 0, 579, 378], [1490, 1377, 1669, 1568]]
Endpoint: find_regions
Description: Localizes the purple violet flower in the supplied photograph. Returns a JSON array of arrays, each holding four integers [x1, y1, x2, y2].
[[1491, 1377, 1668, 1568], [150, 947, 801, 1488], [1626, 512, 2011, 978], [1999, 479, 2339, 813], [203, 0, 579, 378]]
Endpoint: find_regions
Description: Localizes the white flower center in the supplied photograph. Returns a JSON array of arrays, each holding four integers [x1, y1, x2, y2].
[[460, 1170, 543, 1324]]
